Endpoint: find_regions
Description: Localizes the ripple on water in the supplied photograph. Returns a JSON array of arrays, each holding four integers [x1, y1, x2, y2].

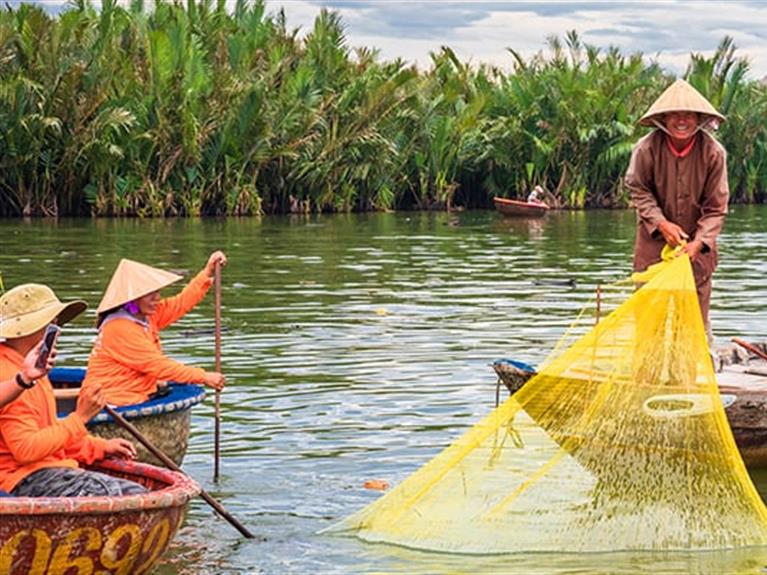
[[1, 208, 766, 573]]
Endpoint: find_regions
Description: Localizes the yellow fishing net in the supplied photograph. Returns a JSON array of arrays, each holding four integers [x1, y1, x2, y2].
[[328, 254, 767, 553]]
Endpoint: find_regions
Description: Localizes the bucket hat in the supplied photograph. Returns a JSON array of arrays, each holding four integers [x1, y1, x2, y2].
[[639, 79, 725, 127], [97, 259, 182, 315], [0, 284, 87, 339]]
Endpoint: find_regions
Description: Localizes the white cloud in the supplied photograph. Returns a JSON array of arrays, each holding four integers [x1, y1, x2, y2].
[[20, 0, 767, 77], [277, 1, 767, 78], [267, 0, 321, 31]]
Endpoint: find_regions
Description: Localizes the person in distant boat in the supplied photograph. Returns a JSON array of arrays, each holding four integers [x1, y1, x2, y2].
[[0, 284, 143, 497], [0, 340, 57, 409], [624, 79, 728, 342], [527, 185, 546, 205], [81, 251, 227, 406]]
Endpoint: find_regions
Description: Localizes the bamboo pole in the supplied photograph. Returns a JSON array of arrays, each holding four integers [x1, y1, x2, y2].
[[214, 261, 222, 482], [595, 284, 601, 325], [104, 405, 255, 539]]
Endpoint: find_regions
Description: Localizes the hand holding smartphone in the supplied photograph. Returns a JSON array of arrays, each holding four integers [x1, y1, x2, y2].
[[35, 324, 61, 370]]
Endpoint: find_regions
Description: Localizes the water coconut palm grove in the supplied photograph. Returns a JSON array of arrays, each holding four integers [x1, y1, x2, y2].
[[4, 1, 767, 574], [1, 0, 767, 217]]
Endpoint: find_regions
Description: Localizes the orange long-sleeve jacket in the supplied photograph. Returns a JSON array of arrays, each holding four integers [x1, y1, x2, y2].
[[0, 345, 107, 492], [82, 270, 212, 405]]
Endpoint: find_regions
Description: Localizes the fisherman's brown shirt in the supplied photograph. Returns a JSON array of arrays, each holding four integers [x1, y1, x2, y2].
[[624, 129, 729, 281]]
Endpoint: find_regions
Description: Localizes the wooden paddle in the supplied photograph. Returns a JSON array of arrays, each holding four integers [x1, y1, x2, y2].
[[733, 338, 767, 362], [104, 405, 255, 539], [214, 261, 222, 482]]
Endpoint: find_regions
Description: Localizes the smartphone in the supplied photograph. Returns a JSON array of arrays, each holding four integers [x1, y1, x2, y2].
[[35, 324, 61, 369]]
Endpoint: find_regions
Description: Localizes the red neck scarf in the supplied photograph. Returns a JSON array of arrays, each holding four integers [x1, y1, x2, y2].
[[666, 133, 698, 158]]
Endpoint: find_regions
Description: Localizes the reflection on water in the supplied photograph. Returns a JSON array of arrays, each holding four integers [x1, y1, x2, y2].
[[1, 208, 766, 574]]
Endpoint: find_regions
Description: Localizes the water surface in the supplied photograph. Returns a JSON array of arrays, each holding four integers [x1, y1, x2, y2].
[[1, 207, 766, 574]]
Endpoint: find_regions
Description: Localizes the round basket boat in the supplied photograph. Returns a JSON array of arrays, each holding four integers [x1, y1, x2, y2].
[[0, 459, 199, 574], [492, 358, 536, 395], [51, 368, 206, 467], [492, 356, 767, 468]]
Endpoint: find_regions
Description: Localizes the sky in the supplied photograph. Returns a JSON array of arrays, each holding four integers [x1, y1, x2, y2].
[[22, 0, 767, 79]]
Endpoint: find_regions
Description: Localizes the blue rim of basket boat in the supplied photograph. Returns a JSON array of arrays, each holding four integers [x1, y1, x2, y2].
[[492, 358, 536, 373], [50, 367, 206, 423]]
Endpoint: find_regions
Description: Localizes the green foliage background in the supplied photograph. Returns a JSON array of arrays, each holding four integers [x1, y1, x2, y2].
[[0, 1, 764, 216]]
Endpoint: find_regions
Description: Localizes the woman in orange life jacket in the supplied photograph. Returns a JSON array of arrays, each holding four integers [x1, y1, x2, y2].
[[81, 251, 227, 406], [0, 283, 142, 497]]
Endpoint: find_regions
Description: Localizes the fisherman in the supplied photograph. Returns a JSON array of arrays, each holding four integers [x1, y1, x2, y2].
[[0, 284, 144, 497], [527, 185, 546, 205], [0, 342, 57, 409], [624, 79, 728, 342], [81, 251, 227, 405]]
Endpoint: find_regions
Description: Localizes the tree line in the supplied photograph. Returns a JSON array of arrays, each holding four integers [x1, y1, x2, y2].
[[1, 0, 765, 217]]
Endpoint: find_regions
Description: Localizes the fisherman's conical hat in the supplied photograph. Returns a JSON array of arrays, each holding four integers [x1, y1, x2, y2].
[[97, 259, 182, 314], [639, 79, 725, 126]]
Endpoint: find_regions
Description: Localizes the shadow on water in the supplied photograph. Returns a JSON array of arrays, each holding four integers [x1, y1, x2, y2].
[[1, 206, 766, 573]]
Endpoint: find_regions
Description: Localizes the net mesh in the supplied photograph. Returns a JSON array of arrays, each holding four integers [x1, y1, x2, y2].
[[328, 254, 767, 553]]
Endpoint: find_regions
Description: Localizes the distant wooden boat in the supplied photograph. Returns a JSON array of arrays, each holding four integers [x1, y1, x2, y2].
[[51, 367, 206, 466], [0, 459, 199, 574], [492, 356, 767, 468], [493, 197, 549, 217]]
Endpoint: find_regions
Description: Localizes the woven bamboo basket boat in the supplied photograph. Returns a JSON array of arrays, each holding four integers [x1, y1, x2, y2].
[[0, 459, 199, 574], [492, 349, 767, 468], [50, 367, 206, 467]]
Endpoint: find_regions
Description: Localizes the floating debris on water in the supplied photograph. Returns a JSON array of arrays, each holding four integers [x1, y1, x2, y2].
[[363, 480, 389, 491], [532, 278, 576, 287]]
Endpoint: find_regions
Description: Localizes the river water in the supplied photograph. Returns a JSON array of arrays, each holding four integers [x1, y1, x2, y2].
[[1, 207, 766, 574]]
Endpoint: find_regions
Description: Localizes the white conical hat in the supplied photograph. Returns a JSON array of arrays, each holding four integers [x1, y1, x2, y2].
[[639, 79, 725, 126], [97, 259, 182, 314]]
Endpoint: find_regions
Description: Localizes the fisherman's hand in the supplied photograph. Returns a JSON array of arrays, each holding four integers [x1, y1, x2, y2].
[[204, 251, 228, 278], [75, 383, 106, 422], [20, 339, 57, 382], [657, 220, 689, 247], [104, 438, 137, 460], [203, 371, 226, 391], [680, 239, 704, 262]]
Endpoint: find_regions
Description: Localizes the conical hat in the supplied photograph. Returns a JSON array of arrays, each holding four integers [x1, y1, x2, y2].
[[97, 259, 182, 314], [639, 79, 725, 126]]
